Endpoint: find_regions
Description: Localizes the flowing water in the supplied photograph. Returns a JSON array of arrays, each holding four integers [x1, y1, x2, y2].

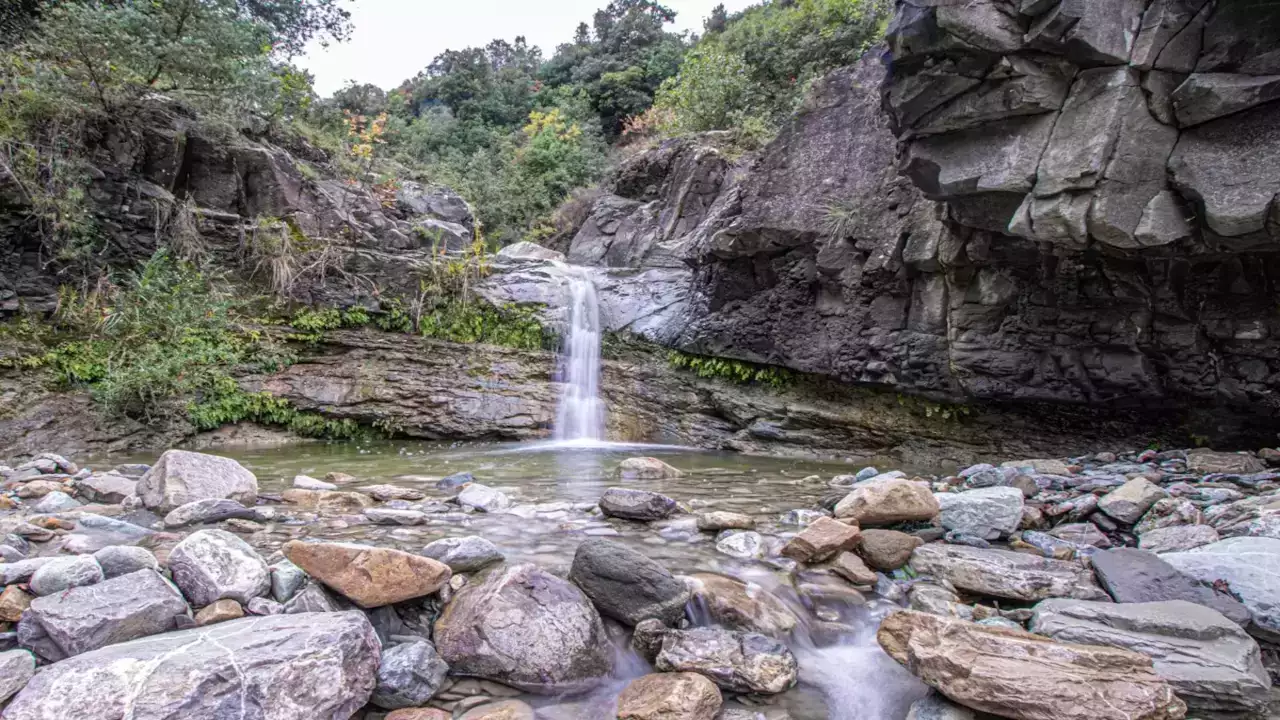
[[553, 267, 606, 444]]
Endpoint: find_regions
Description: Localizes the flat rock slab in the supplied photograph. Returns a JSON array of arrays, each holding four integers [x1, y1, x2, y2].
[[1163, 537, 1280, 642], [1091, 548, 1251, 627], [283, 541, 450, 608], [909, 544, 1109, 602], [878, 610, 1187, 720], [1030, 599, 1272, 716], [3, 611, 380, 720]]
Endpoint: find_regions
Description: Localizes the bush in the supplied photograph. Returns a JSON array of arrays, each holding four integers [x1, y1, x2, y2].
[[652, 43, 757, 134]]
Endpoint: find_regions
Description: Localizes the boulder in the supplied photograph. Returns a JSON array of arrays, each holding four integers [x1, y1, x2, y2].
[[3, 611, 380, 720], [0, 585, 32, 622], [655, 627, 798, 695], [16, 480, 66, 499], [28, 555, 103, 596], [74, 473, 137, 504], [292, 474, 337, 491], [386, 710, 451, 720], [906, 692, 993, 720], [568, 538, 690, 626], [780, 516, 862, 562], [167, 529, 270, 606], [600, 488, 678, 521], [456, 484, 512, 513], [372, 640, 450, 710], [696, 512, 755, 531], [1049, 523, 1112, 547], [0, 649, 34, 704], [93, 545, 158, 578], [935, 487, 1024, 539], [1138, 525, 1220, 553], [436, 471, 475, 490], [858, 529, 924, 570], [282, 541, 451, 608], [877, 610, 1187, 720], [1031, 599, 1272, 717], [1098, 479, 1168, 524], [136, 450, 258, 512], [714, 531, 764, 559], [281, 488, 375, 511], [685, 573, 798, 635], [59, 513, 154, 554], [834, 478, 940, 526], [1186, 451, 1267, 476], [0, 558, 54, 585], [270, 559, 307, 603], [457, 700, 536, 720], [1090, 548, 1251, 627], [363, 508, 428, 526], [162, 498, 257, 528], [617, 457, 683, 479], [194, 598, 244, 626], [421, 535, 504, 572], [359, 484, 427, 501], [1163, 537, 1280, 641], [17, 569, 189, 662], [832, 552, 880, 585], [616, 672, 723, 720], [909, 544, 1109, 602], [284, 581, 346, 614], [32, 491, 79, 513]]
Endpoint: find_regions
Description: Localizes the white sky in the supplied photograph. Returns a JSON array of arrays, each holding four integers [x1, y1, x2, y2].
[[300, 0, 757, 96]]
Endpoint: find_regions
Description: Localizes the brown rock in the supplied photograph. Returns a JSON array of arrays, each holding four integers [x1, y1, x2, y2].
[[858, 529, 923, 570], [16, 480, 66, 499], [386, 710, 451, 720], [0, 585, 33, 622], [0, 497, 16, 510], [195, 598, 245, 626], [280, 488, 375, 512], [685, 574, 798, 635], [616, 672, 723, 720], [457, 699, 535, 720], [831, 552, 879, 585], [324, 472, 361, 485], [780, 517, 861, 562], [877, 610, 1187, 720], [358, 484, 426, 501], [834, 478, 940, 526], [283, 540, 451, 608]]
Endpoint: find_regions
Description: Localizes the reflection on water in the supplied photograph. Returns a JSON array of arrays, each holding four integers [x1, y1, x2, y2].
[[91, 439, 925, 718]]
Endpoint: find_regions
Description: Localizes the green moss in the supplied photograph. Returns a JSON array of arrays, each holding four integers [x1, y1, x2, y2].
[[419, 299, 552, 351], [188, 377, 370, 441], [667, 350, 794, 388], [894, 393, 973, 423]]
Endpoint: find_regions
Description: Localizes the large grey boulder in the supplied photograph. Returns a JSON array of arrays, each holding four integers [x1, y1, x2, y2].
[[434, 563, 614, 694], [166, 529, 270, 606], [655, 627, 798, 695], [935, 486, 1023, 539], [568, 538, 690, 627], [28, 555, 103, 597], [0, 649, 35, 704], [74, 473, 137, 504], [1090, 548, 1252, 627], [3, 611, 380, 720], [136, 450, 258, 513], [17, 569, 189, 662], [909, 544, 1109, 602], [1097, 478, 1168, 524], [455, 483, 512, 513], [371, 640, 450, 710], [93, 546, 158, 579], [1164, 537, 1280, 641], [421, 536, 504, 572], [1031, 599, 1272, 717]]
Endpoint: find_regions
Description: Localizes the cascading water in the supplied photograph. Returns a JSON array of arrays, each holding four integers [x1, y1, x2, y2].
[[553, 267, 606, 443]]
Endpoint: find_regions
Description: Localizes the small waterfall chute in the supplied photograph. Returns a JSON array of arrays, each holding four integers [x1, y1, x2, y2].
[[553, 266, 606, 444]]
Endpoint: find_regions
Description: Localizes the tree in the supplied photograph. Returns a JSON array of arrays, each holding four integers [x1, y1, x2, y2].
[[705, 4, 728, 34]]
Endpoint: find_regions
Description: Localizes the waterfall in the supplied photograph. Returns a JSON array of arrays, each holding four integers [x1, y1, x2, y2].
[[553, 268, 605, 443]]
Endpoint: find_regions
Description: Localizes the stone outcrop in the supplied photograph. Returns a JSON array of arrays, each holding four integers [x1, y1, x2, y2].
[[878, 610, 1188, 720]]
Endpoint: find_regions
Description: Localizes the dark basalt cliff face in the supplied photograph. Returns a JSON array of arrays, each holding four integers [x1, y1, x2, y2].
[[558, 0, 1280, 445]]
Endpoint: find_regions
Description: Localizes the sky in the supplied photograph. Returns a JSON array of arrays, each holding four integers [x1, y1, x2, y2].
[[300, 0, 757, 97]]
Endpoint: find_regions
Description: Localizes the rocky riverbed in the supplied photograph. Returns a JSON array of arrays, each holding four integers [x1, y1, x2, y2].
[[0, 442, 1278, 720]]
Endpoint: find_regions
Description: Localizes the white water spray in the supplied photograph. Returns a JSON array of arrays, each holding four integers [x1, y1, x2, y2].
[[554, 267, 606, 443]]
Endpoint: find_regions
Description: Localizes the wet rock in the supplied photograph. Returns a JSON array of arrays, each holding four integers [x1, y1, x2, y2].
[[283, 540, 451, 608], [281, 488, 376, 511], [92, 545, 158, 578], [364, 508, 428, 525], [1163, 537, 1280, 641], [0, 586, 32, 622], [434, 563, 613, 694], [421, 535, 504, 572], [616, 672, 723, 720], [167, 529, 270, 606], [906, 691, 991, 720], [1031, 598, 1272, 717], [270, 559, 307, 602], [3, 611, 380, 720], [163, 498, 257, 528], [457, 700, 536, 720], [656, 627, 798, 695], [456, 484, 512, 513], [569, 538, 690, 626], [1098, 478, 1168, 524], [1138, 524, 1220, 553], [437, 471, 475, 490], [878, 610, 1187, 720], [858, 529, 923, 570], [600, 487, 678, 521], [617, 457, 683, 479], [697, 511, 755, 531], [32, 491, 79, 514], [29, 555, 103, 597], [136, 449, 258, 513], [18, 569, 189, 662], [194, 598, 244, 626], [292, 474, 336, 490], [831, 552, 879, 585], [360, 484, 427, 501], [936, 487, 1024, 540], [372, 640, 450, 710], [715, 531, 764, 559], [780, 516, 861, 563], [909, 544, 1109, 602], [1048, 523, 1111, 547], [685, 573, 798, 635], [0, 649, 35, 704], [631, 618, 668, 663], [834, 478, 939, 526], [74, 473, 137, 504], [1090, 548, 1251, 627]]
